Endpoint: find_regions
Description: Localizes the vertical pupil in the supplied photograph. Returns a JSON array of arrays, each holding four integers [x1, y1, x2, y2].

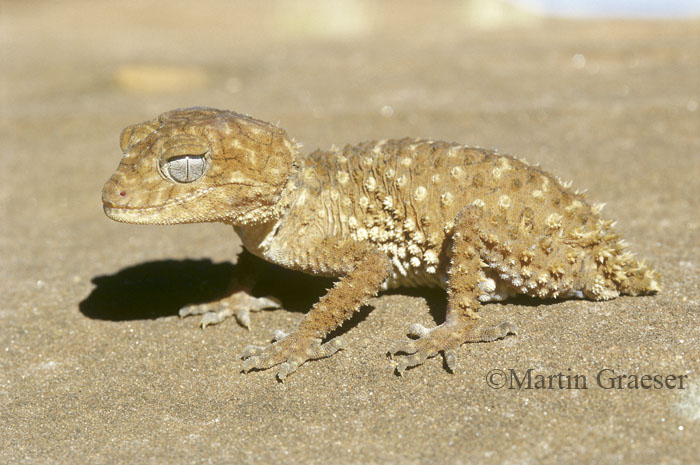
[[167, 155, 204, 182]]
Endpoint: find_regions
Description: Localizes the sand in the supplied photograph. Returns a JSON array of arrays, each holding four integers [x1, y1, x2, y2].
[[1, 1, 699, 463]]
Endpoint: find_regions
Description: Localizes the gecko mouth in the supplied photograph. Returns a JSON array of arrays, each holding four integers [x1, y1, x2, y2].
[[103, 206, 164, 224], [102, 185, 218, 212], [102, 202, 142, 210], [102, 201, 206, 225]]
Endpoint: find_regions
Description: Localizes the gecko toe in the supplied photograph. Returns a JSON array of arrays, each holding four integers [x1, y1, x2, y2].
[[254, 296, 282, 309], [230, 296, 282, 330], [241, 354, 277, 372], [200, 309, 234, 328], [388, 339, 419, 358], [276, 359, 301, 380], [388, 323, 435, 358], [444, 350, 458, 372], [396, 352, 432, 376], [272, 329, 289, 342], [178, 302, 233, 328], [234, 308, 251, 329], [465, 321, 517, 342], [179, 302, 218, 318], [241, 344, 267, 359], [407, 323, 431, 338]]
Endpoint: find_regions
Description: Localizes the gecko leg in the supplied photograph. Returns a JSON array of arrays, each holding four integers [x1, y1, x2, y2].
[[242, 246, 391, 380], [179, 251, 280, 328], [390, 207, 517, 375]]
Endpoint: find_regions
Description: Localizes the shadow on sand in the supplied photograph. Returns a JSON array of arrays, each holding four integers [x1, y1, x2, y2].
[[79, 253, 334, 322]]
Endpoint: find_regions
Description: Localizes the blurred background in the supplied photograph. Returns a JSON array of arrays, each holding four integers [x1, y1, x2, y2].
[[1, 1, 699, 464], [510, 0, 698, 17]]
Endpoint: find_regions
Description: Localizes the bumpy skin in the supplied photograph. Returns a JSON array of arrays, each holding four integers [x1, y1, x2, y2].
[[103, 107, 661, 379]]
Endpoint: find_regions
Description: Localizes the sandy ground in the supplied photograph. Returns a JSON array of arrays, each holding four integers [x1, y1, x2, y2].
[[1, 1, 699, 463]]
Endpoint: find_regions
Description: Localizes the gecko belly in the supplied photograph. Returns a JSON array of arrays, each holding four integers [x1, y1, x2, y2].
[[381, 265, 521, 302], [381, 269, 445, 290], [379, 261, 516, 301], [476, 268, 586, 302], [381, 266, 585, 302]]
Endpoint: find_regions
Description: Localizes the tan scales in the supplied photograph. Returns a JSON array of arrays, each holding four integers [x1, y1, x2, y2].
[[102, 107, 661, 380]]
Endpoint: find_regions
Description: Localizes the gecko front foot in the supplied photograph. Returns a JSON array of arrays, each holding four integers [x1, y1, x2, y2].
[[389, 320, 516, 375], [179, 292, 280, 329], [241, 330, 345, 381]]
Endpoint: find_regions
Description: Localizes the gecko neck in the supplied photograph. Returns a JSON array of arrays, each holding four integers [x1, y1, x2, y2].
[[232, 158, 302, 259], [233, 219, 281, 259]]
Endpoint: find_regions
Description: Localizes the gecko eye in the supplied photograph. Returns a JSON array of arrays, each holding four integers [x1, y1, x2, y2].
[[161, 155, 208, 183]]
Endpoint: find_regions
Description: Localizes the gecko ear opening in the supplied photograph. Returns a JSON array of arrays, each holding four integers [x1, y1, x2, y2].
[[119, 120, 160, 153]]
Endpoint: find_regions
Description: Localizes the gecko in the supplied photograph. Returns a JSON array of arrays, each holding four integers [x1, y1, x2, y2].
[[102, 107, 661, 380]]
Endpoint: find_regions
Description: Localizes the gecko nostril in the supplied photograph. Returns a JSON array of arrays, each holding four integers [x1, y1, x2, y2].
[[119, 191, 127, 197]]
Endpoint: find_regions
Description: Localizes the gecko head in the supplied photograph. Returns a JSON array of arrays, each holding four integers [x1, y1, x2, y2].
[[102, 107, 298, 225]]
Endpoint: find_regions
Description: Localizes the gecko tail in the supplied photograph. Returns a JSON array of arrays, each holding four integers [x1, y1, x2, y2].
[[615, 257, 662, 296], [583, 245, 661, 300]]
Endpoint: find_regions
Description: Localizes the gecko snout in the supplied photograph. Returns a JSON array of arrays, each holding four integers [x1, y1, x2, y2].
[[101, 177, 130, 208]]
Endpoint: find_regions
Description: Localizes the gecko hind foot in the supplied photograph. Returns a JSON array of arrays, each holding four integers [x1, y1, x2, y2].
[[241, 331, 345, 381], [389, 321, 516, 375], [179, 294, 280, 329]]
